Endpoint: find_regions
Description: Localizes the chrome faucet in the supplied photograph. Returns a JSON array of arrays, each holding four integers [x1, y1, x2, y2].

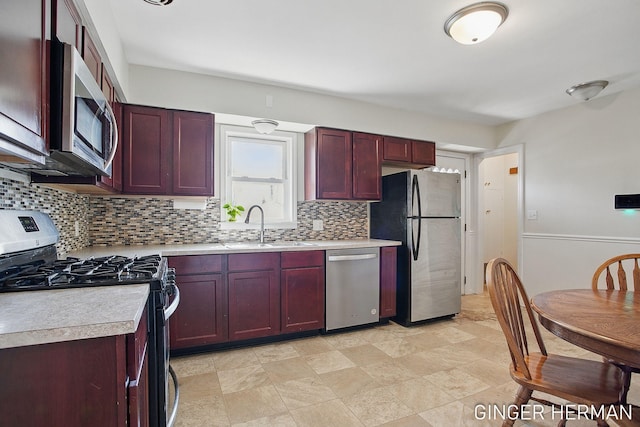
[[244, 205, 265, 243]]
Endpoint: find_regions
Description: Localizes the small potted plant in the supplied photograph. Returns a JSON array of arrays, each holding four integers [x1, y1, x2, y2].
[[222, 203, 245, 222]]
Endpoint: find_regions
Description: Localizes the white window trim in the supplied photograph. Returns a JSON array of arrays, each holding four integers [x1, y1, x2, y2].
[[219, 124, 298, 230]]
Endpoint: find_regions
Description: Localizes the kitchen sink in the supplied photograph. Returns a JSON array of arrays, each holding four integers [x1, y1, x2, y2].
[[223, 242, 274, 249], [271, 241, 318, 247]]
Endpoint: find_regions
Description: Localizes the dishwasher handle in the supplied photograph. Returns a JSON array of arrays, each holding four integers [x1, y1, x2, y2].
[[328, 253, 378, 262]]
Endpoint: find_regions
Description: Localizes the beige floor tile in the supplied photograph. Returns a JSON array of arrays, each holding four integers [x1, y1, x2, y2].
[[253, 342, 300, 363], [223, 385, 288, 424], [424, 369, 491, 400], [361, 360, 418, 384], [213, 347, 261, 371], [173, 292, 636, 427], [304, 350, 356, 374], [231, 413, 297, 427], [340, 344, 394, 366], [175, 395, 229, 427], [217, 364, 270, 394], [274, 377, 337, 410], [178, 373, 222, 399], [319, 367, 381, 398], [289, 336, 335, 356], [372, 338, 422, 358], [262, 356, 318, 383], [343, 387, 414, 426], [289, 399, 363, 427]]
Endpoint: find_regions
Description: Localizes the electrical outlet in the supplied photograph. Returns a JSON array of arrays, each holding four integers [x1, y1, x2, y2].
[[312, 219, 323, 231]]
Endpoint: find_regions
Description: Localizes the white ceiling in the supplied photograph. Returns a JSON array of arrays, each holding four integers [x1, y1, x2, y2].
[[106, 0, 640, 126]]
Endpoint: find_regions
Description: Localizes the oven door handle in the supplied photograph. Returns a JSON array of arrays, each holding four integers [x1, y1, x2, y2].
[[164, 283, 180, 321], [167, 364, 180, 427]]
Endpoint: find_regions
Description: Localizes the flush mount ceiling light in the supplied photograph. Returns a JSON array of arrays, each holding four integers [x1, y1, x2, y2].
[[143, 0, 173, 5], [565, 80, 609, 101], [444, 2, 508, 45], [251, 119, 279, 134]]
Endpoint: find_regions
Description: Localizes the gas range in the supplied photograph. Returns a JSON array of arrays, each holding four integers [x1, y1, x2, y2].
[[0, 253, 165, 292], [0, 209, 168, 293], [0, 209, 180, 426]]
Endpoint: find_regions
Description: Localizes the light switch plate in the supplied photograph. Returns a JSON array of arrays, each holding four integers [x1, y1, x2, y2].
[[312, 219, 323, 231], [527, 210, 538, 220]]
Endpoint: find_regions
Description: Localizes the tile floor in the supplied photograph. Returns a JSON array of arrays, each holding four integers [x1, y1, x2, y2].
[[170, 293, 639, 426]]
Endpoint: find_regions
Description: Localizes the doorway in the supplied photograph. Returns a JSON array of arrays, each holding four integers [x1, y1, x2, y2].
[[475, 146, 523, 292]]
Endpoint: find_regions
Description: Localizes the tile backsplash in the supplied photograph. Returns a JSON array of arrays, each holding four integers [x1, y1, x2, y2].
[[0, 166, 369, 254]]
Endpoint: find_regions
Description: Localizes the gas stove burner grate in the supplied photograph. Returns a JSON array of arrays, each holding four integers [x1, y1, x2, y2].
[[0, 254, 165, 292]]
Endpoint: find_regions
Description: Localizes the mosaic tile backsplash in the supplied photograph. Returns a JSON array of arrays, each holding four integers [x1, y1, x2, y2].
[[1, 166, 369, 254]]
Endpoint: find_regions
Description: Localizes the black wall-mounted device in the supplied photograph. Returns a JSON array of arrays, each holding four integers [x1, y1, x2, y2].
[[615, 194, 640, 209]]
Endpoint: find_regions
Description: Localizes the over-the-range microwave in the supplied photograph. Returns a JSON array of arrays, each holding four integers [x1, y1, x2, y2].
[[34, 41, 118, 177]]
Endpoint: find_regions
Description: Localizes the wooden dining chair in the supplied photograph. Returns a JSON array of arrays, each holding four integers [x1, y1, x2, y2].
[[592, 253, 640, 404], [592, 253, 640, 291], [486, 257, 624, 427]]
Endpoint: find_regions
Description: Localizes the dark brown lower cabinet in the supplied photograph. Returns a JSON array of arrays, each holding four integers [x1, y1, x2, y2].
[[0, 318, 147, 427], [380, 246, 397, 318], [169, 255, 227, 349], [281, 251, 325, 333], [228, 253, 281, 341]]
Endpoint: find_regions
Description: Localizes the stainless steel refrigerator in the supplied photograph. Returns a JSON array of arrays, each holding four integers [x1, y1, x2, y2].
[[370, 170, 461, 325]]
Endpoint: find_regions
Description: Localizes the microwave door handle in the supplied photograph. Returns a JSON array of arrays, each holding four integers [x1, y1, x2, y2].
[[103, 101, 119, 170]]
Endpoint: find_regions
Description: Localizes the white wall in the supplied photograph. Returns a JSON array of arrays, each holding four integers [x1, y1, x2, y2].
[[496, 88, 640, 295], [126, 65, 496, 149]]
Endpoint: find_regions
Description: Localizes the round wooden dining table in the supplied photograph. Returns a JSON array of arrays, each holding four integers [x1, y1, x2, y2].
[[531, 289, 640, 369]]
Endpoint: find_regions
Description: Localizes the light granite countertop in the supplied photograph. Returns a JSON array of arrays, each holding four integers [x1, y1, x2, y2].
[[0, 284, 149, 349], [67, 238, 401, 259]]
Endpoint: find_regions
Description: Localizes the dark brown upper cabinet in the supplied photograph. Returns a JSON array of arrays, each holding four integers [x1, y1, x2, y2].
[[0, 0, 49, 163], [122, 104, 214, 196], [305, 127, 381, 201], [382, 136, 435, 168]]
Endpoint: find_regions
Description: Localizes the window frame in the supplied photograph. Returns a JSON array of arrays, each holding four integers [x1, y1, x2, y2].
[[219, 124, 298, 230]]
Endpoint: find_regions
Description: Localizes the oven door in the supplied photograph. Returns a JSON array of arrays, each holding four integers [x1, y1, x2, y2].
[[148, 279, 180, 427]]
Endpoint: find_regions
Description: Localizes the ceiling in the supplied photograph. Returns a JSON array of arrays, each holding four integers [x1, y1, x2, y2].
[[106, 0, 640, 126]]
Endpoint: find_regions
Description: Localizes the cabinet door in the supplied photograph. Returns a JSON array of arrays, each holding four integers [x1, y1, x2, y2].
[[411, 140, 436, 166], [380, 246, 397, 318], [170, 273, 227, 348], [122, 105, 171, 194], [81, 27, 102, 84], [228, 253, 280, 341], [352, 132, 381, 200], [281, 266, 325, 333], [315, 128, 352, 199], [0, 0, 48, 157], [172, 111, 214, 196], [54, 0, 82, 49], [382, 137, 411, 162]]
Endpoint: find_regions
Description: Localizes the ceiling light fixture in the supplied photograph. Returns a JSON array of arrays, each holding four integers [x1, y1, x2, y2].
[[565, 80, 609, 101], [251, 119, 279, 134], [143, 0, 173, 5], [444, 2, 508, 45]]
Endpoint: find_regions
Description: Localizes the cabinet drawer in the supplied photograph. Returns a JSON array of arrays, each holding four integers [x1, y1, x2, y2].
[[228, 253, 280, 272], [169, 255, 223, 274], [281, 250, 324, 269], [127, 306, 148, 380]]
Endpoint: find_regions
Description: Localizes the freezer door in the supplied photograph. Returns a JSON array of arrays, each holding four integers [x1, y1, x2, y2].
[[409, 217, 461, 322], [410, 170, 460, 218]]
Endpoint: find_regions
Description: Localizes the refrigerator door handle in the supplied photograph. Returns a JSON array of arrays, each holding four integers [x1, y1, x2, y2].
[[411, 217, 421, 261], [411, 174, 422, 218]]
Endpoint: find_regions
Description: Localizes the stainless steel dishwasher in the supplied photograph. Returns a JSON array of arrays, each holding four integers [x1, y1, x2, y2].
[[325, 247, 380, 331]]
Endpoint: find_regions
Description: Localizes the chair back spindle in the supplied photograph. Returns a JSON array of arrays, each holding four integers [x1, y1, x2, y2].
[[592, 254, 640, 291]]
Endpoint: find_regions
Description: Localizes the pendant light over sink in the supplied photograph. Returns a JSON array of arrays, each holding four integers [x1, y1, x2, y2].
[[444, 2, 508, 45]]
